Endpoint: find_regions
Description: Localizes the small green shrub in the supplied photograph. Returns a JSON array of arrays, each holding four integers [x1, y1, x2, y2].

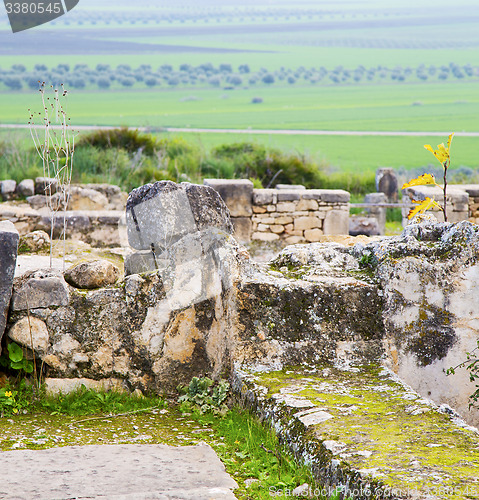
[[177, 376, 229, 414], [77, 127, 158, 156]]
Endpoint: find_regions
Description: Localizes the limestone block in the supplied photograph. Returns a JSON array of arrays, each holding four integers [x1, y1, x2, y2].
[[275, 184, 305, 190], [26, 195, 47, 210], [64, 260, 121, 289], [8, 316, 49, 355], [270, 225, 285, 234], [266, 205, 277, 212], [16, 179, 35, 198], [304, 228, 324, 242], [277, 190, 301, 201], [44, 377, 127, 395], [252, 232, 280, 241], [35, 177, 58, 195], [124, 251, 157, 276], [294, 216, 321, 231], [323, 209, 349, 235], [285, 228, 303, 237], [284, 235, 305, 244], [276, 202, 297, 212], [252, 216, 275, 224], [296, 199, 319, 211], [11, 269, 69, 311], [273, 216, 293, 225], [38, 213, 91, 239], [1, 180, 17, 200], [126, 181, 233, 251], [204, 179, 253, 217], [252, 206, 267, 214], [319, 190, 350, 203], [253, 189, 276, 205], [0, 221, 19, 341], [231, 217, 252, 243], [257, 223, 269, 231], [65, 187, 110, 211]]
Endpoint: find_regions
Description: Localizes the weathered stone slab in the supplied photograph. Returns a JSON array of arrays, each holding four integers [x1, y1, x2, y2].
[[0, 220, 19, 341], [126, 181, 233, 251], [204, 178, 253, 217], [11, 269, 69, 311], [231, 216, 252, 243], [234, 366, 479, 500], [0, 443, 238, 500], [275, 184, 306, 190], [253, 188, 276, 206], [323, 209, 349, 235], [277, 190, 302, 201]]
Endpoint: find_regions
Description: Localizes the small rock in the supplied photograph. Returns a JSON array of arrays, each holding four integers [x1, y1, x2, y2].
[[16, 179, 35, 198], [8, 316, 49, 355], [64, 259, 120, 289], [1, 180, 17, 200], [26, 194, 48, 210], [19, 230, 50, 253]]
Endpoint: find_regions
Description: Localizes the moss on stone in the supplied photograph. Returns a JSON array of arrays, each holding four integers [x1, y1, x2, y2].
[[241, 365, 479, 499]]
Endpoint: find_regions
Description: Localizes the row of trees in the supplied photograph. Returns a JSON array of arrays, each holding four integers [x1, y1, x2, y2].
[[0, 62, 477, 91]]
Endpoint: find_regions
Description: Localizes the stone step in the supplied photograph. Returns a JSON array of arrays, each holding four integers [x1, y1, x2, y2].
[[232, 364, 479, 500]]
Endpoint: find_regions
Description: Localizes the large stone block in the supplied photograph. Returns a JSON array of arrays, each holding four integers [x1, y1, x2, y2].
[[277, 190, 301, 202], [323, 209, 349, 235], [35, 177, 58, 195], [203, 179, 253, 217], [126, 181, 233, 251], [231, 217, 252, 243], [1, 180, 17, 201], [376, 167, 398, 202], [253, 189, 276, 206], [11, 269, 70, 311], [0, 221, 19, 341], [16, 179, 35, 198], [294, 216, 321, 231]]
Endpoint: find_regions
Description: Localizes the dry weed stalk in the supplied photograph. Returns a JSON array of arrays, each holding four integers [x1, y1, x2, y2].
[[28, 82, 77, 268]]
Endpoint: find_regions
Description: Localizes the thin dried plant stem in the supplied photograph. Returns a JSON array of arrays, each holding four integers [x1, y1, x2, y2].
[[28, 82, 76, 269]]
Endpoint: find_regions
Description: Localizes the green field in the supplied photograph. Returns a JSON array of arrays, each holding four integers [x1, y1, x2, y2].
[[2, 0, 479, 174]]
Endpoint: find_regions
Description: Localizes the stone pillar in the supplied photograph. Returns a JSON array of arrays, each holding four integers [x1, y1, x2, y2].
[[365, 192, 387, 235], [0, 220, 19, 341], [203, 179, 253, 243], [376, 168, 398, 203]]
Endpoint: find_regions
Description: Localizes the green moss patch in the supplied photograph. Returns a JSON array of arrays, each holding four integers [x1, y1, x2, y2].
[[239, 365, 479, 499]]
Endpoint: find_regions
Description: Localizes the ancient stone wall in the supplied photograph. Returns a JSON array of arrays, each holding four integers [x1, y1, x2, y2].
[[203, 179, 350, 243]]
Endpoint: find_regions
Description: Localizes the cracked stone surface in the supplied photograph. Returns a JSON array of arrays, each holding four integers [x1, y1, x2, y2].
[[0, 443, 238, 500]]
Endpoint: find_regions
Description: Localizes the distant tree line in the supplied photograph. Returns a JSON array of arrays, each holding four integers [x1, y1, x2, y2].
[[0, 62, 477, 92]]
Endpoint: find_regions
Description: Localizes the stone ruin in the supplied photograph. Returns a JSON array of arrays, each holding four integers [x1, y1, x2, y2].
[[1, 179, 479, 498]]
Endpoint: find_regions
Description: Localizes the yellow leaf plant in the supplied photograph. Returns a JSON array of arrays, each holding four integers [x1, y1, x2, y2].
[[402, 133, 454, 222]]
